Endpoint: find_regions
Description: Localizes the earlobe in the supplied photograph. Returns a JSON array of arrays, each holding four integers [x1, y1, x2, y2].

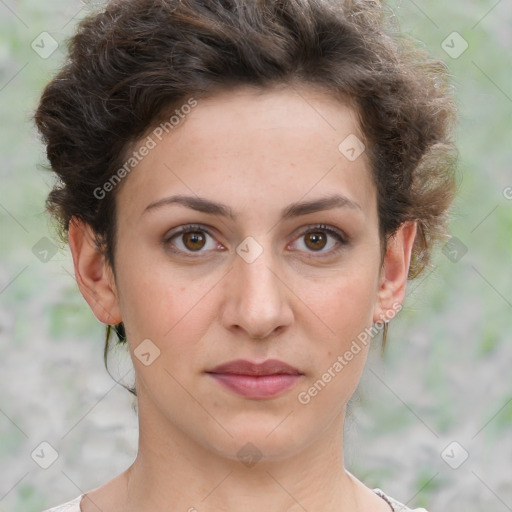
[[68, 217, 122, 326], [373, 220, 417, 323]]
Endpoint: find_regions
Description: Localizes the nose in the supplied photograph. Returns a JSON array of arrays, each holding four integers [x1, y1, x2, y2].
[[221, 243, 293, 340]]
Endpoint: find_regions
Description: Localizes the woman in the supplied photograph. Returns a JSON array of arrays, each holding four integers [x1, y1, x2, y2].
[[36, 0, 457, 510]]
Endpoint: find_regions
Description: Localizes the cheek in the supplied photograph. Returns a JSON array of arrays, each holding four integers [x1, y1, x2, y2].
[[114, 248, 221, 356], [118, 272, 192, 339], [300, 264, 379, 392], [295, 276, 376, 414], [306, 267, 378, 338]]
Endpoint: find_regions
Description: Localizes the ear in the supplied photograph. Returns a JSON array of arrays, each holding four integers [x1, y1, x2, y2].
[[373, 220, 417, 323], [68, 217, 122, 326]]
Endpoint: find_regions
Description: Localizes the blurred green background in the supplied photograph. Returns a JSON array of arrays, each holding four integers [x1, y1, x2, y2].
[[0, 1, 511, 511]]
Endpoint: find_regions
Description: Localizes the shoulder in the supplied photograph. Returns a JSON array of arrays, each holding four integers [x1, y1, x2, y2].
[[40, 494, 83, 512], [373, 488, 429, 512]]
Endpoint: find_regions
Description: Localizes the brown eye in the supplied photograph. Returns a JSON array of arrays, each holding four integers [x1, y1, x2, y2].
[[164, 224, 220, 256], [182, 231, 206, 251], [290, 224, 347, 257], [304, 231, 328, 251]]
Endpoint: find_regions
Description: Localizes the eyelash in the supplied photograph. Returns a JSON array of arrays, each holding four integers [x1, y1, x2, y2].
[[163, 223, 348, 258]]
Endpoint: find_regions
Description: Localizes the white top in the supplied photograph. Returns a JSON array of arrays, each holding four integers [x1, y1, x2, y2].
[[41, 489, 428, 511]]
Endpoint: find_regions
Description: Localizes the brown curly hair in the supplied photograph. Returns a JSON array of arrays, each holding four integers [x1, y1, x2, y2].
[[34, 0, 458, 396]]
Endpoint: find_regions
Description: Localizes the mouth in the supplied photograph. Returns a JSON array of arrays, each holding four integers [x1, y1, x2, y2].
[[206, 359, 304, 399]]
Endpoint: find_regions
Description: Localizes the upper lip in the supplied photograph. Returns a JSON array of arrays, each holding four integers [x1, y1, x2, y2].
[[207, 359, 302, 376]]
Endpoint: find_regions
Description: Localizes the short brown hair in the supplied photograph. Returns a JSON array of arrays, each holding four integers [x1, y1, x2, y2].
[[34, 0, 458, 393]]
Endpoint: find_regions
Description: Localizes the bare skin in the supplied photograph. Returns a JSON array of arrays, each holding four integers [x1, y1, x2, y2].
[[69, 84, 416, 512]]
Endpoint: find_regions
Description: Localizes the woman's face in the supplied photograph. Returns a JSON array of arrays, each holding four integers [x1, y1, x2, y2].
[[73, 84, 414, 462]]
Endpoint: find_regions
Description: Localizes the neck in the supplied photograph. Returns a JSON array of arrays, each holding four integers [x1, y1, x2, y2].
[[122, 393, 360, 512]]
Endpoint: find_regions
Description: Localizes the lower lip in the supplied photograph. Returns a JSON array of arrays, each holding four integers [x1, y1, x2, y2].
[[207, 373, 302, 399]]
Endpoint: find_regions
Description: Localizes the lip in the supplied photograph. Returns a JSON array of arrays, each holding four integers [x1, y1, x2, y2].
[[208, 358, 302, 376], [206, 359, 303, 399]]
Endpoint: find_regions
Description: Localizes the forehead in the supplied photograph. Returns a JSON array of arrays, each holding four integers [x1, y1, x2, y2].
[[179, 84, 364, 156], [116, 84, 375, 221]]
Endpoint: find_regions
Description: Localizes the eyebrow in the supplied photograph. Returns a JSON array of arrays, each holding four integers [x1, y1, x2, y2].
[[142, 193, 361, 220]]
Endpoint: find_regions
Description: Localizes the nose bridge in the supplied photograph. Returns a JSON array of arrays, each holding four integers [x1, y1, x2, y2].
[[226, 236, 292, 339]]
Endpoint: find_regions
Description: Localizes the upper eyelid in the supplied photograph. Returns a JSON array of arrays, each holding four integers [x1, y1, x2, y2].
[[165, 223, 216, 240]]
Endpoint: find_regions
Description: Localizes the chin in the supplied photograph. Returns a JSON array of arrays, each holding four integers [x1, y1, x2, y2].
[[201, 423, 311, 465]]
